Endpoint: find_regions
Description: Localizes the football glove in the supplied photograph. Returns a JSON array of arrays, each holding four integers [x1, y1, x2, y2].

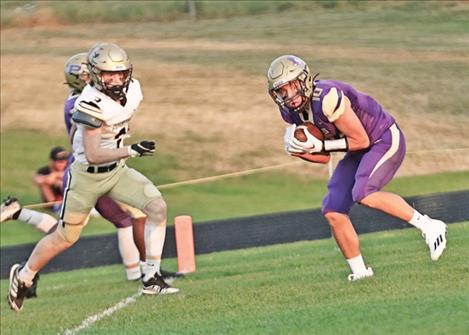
[[290, 125, 324, 153], [128, 140, 156, 157], [283, 124, 304, 155]]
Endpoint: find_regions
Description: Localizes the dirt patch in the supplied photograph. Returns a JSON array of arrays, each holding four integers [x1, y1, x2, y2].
[[3, 27, 468, 63], [1, 32, 468, 180]]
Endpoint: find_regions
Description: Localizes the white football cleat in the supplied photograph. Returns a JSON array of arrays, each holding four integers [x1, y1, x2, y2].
[[348, 267, 374, 282], [1, 196, 22, 223], [422, 216, 447, 261]]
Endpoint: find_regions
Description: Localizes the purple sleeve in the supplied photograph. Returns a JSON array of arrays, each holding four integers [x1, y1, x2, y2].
[[279, 107, 303, 125], [63, 96, 77, 135], [280, 108, 293, 124]]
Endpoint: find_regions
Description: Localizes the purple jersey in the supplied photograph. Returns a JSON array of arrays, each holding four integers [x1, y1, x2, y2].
[[64, 93, 79, 135], [63, 93, 77, 189], [278, 79, 405, 214], [280, 80, 395, 143]]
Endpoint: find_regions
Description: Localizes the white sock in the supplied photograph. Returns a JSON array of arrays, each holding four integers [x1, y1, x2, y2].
[[18, 263, 37, 287], [18, 208, 56, 233], [347, 254, 367, 274], [140, 260, 148, 275], [117, 227, 141, 280], [143, 221, 165, 281], [408, 210, 430, 231]]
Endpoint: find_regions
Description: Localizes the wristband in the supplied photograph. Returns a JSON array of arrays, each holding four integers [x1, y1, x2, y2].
[[324, 138, 348, 152]]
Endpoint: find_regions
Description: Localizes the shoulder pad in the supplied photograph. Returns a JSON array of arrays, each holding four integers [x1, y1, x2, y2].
[[72, 110, 103, 128], [75, 100, 105, 121], [322, 88, 347, 122]]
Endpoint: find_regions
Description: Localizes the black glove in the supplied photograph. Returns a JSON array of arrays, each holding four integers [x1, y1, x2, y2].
[[128, 140, 156, 157]]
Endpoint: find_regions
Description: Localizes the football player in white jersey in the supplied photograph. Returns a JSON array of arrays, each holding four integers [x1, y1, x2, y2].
[[8, 43, 178, 312]]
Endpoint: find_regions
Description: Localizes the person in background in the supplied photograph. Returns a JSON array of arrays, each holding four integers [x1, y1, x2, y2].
[[33, 146, 69, 214]]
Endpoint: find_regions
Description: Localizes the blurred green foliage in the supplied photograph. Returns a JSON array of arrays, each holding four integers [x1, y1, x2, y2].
[[1, 0, 461, 27]]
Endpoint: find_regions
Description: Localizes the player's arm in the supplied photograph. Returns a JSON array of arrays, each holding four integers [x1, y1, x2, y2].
[[33, 169, 56, 186], [83, 127, 157, 163], [74, 100, 156, 163], [320, 87, 369, 152], [83, 126, 131, 165], [72, 101, 129, 164], [33, 170, 57, 202], [291, 152, 330, 164], [333, 98, 370, 151]]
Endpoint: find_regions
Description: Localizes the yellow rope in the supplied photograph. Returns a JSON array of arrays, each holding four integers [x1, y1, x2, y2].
[[21, 146, 469, 209], [24, 161, 302, 208]]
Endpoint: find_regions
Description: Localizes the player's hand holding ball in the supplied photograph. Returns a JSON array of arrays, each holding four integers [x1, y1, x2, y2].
[[128, 140, 156, 157], [290, 123, 324, 153], [284, 124, 304, 154], [286, 122, 330, 164]]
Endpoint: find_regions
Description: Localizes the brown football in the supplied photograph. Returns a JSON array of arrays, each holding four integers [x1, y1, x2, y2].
[[293, 122, 330, 164], [294, 122, 324, 142]]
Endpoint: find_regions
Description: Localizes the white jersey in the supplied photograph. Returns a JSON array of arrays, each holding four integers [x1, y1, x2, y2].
[[72, 79, 143, 165]]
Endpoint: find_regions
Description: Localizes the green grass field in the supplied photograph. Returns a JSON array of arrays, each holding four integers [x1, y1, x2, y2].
[[1, 168, 469, 246], [1, 222, 468, 335], [1, 2, 469, 334]]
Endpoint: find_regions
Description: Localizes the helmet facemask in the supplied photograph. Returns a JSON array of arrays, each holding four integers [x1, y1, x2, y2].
[[87, 43, 133, 101], [267, 55, 314, 113], [270, 73, 310, 113], [96, 68, 133, 101]]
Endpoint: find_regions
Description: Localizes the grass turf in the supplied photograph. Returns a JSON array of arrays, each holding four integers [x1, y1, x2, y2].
[[1, 158, 468, 246], [1, 221, 468, 334]]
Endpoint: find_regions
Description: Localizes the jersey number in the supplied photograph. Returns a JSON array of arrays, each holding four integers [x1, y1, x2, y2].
[[312, 87, 323, 101], [114, 127, 127, 148]]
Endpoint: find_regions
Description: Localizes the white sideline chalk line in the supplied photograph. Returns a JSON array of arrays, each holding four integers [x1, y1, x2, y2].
[[61, 291, 142, 335]]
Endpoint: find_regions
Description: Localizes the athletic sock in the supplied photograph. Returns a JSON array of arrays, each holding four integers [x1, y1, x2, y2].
[[408, 210, 430, 231], [140, 260, 148, 275], [143, 221, 166, 281], [18, 263, 37, 287], [18, 208, 56, 233], [117, 226, 141, 280], [346, 254, 367, 274], [143, 259, 162, 282]]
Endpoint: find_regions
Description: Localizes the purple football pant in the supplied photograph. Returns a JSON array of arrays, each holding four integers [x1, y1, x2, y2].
[[62, 159, 133, 229], [322, 124, 406, 215]]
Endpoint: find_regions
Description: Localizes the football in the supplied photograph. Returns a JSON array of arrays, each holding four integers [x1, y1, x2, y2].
[[293, 122, 324, 142], [292, 122, 330, 164]]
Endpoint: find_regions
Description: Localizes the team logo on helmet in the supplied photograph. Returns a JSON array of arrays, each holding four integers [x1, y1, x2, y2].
[[287, 55, 302, 65], [64, 52, 89, 93]]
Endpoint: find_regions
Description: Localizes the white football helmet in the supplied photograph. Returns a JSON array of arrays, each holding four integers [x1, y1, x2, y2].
[[64, 52, 89, 93], [267, 55, 314, 113], [87, 42, 132, 100]]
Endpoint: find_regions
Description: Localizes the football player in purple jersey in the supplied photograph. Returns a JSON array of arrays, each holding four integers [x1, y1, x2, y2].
[[267, 55, 448, 281]]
